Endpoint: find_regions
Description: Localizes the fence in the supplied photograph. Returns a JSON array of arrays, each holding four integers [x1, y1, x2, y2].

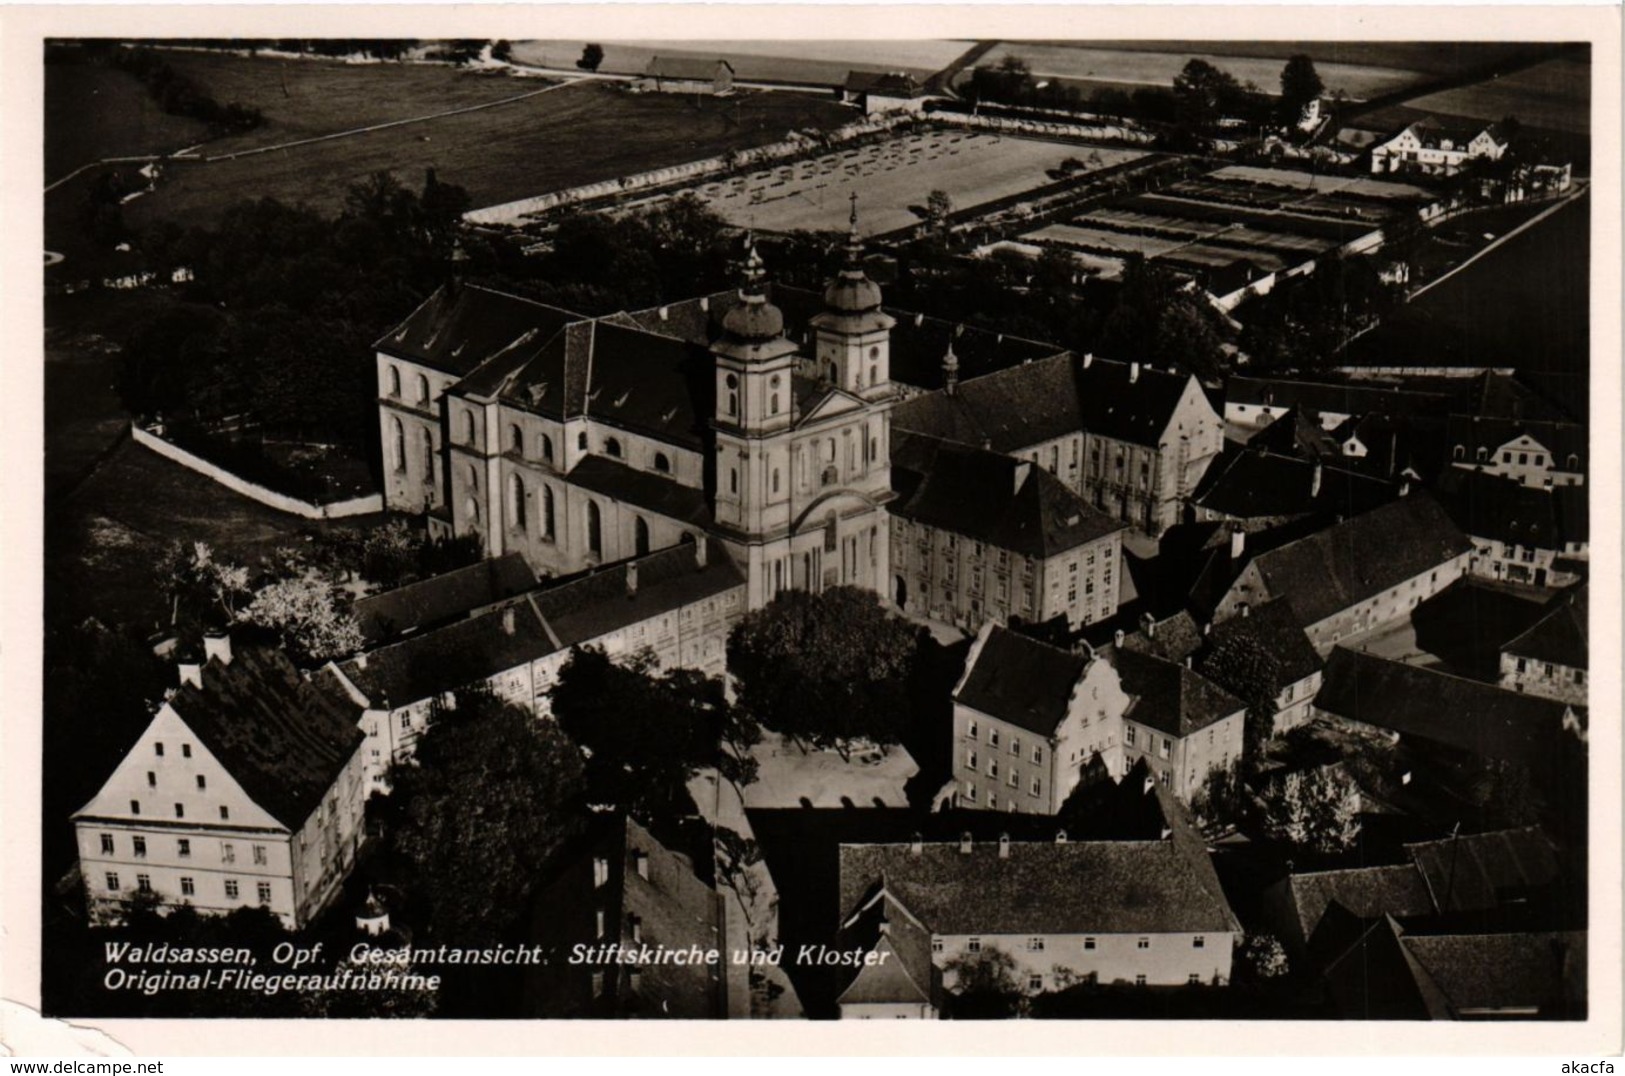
[[132, 424, 383, 519]]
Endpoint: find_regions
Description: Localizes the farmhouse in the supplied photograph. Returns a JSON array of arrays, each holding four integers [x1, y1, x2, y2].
[[73, 639, 366, 930], [834, 809, 1239, 1010], [1198, 598, 1324, 734], [889, 431, 1126, 631], [1370, 122, 1509, 176], [1446, 415, 1586, 487], [842, 70, 929, 115], [638, 57, 735, 96], [1190, 449, 1398, 532], [1500, 586, 1587, 705], [1436, 468, 1588, 588]]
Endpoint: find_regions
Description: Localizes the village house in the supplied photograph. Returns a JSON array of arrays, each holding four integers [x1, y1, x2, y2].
[[841, 70, 929, 115], [1500, 586, 1587, 705], [1223, 375, 1451, 433], [375, 219, 898, 613], [1199, 598, 1324, 734], [1369, 122, 1509, 176], [1213, 492, 1474, 653], [525, 814, 727, 1018], [894, 352, 1224, 536], [1108, 645, 1247, 801], [73, 639, 367, 930], [1190, 448, 1398, 533], [889, 432, 1126, 630], [349, 552, 538, 646], [1436, 468, 1588, 588], [637, 56, 735, 96], [330, 539, 745, 791], [833, 809, 1239, 1010], [1446, 415, 1586, 488]]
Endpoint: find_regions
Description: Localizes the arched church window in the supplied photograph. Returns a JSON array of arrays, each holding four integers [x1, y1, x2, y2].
[[869, 347, 880, 359], [509, 474, 527, 530], [654, 452, 671, 474], [421, 426, 435, 479], [1567, 454, 1579, 470], [467, 463, 478, 491], [542, 434, 554, 463], [1453, 445, 1465, 461], [387, 366, 401, 397], [416, 374, 429, 405], [726, 373, 739, 417], [510, 424, 523, 455], [820, 466, 838, 488], [868, 364, 877, 387], [463, 410, 477, 445], [587, 501, 602, 557], [578, 431, 587, 451], [605, 437, 623, 459], [824, 513, 838, 553], [634, 516, 649, 556], [542, 486, 556, 541], [769, 375, 781, 415], [390, 417, 406, 473]]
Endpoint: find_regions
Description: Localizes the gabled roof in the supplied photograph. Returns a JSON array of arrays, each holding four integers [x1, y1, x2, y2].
[[1502, 586, 1587, 668], [954, 624, 1090, 737], [1241, 493, 1472, 627], [1118, 610, 1204, 665], [567, 455, 713, 527], [339, 602, 559, 710], [1399, 930, 1585, 1018], [350, 554, 538, 646], [1108, 646, 1245, 738], [835, 888, 937, 1008], [1404, 827, 1561, 913], [1201, 598, 1323, 691], [1245, 406, 1343, 459], [1315, 648, 1575, 763], [529, 541, 744, 649], [890, 433, 1124, 558], [844, 70, 922, 97], [1191, 445, 1396, 521], [1445, 414, 1587, 471], [1275, 865, 1436, 948], [167, 648, 364, 830], [1227, 376, 1451, 421], [644, 56, 733, 81], [1435, 468, 1584, 550], [376, 284, 584, 377], [838, 834, 1236, 938], [1401, 122, 1507, 150]]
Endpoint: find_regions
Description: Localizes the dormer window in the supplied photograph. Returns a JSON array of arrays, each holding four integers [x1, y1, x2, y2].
[[654, 452, 670, 474], [605, 437, 623, 459]]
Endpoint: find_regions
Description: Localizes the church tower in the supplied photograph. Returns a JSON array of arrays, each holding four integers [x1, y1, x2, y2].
[[809, 194, 896, 399]]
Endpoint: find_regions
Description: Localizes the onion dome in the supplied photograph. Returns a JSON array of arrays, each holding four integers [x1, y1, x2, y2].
[[822, 193, 884, 314], [720, 239, 786, 343]]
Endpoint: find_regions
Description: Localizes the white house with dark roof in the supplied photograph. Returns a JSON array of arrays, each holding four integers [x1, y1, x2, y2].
[[889, 432, 1126, 630], [1370, 122, 1508, 176], [1500, 586, 1587, 704], [73, 640, 367, 929], [1436, 468, 1587, 589], [1198, 598, 1324, 733], [637, 56, 735, 96]]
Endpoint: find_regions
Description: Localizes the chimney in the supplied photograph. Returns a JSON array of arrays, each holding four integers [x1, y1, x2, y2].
[[501, 606, 517, 636], [1012, 460, 1032, 495], [909, 833, 923, 855], [1202, 621, 1212, 637], [1113, 629, 1125, 649], [877, 919, 890, 936], [1140, 611, 1155, 638], [1311, 462, 1323, 498], [694, 535, 708, 569], [1143, 775, 1156, 795], [997, 833, 1011, 859], [626, 562, 639, 597], [1401, 770, 1413, 786], [1130, 362, 1140, 384], [1082, 353, 1093, 369], [699, 296, 709, 312], [1399, 479, 1412, 497], [958, 832, 973, 855], [178, 661, 203, 690], [658, 305, 669, 321], [202, 631, 233, 667], [914, 312, 924, 327], [1054, 829, 1068, 845], [1184, 655, 1193, 669], [355, 652, 368, 670], [1230, 528, 1246, 560]]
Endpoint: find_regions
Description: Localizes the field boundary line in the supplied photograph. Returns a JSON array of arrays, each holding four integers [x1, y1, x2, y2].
[[200, 79, 576, 162], [1406, 188, 1584, 305]]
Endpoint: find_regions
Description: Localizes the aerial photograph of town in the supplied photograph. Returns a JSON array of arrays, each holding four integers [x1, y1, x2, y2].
[[37, 31, 1594, 1025]]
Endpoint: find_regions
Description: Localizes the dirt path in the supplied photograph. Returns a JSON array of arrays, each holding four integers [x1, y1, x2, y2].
[[926, 40, 1000, 96]]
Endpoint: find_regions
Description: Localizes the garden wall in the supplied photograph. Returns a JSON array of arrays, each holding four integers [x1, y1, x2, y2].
[[132, 423, 383, 519]]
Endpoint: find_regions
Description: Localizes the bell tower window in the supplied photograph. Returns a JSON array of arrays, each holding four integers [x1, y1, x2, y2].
[[726, 373, 739, 418]]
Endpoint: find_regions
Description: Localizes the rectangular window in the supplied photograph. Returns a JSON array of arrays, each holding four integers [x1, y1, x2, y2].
[[130, 800, 141, 816], [1126, 727, 1137, 747], [182, 744, 192, 759], [147, 771, 156, 788], [1159, 738, 1171, 759], [967, 937, 982, 953], [1137, 937, 1150, 950], [219, 805, 230, 820], [1194, 936, 1205, 948], [931, 937, 944, 954], [1028, 974, 1044, 992], [593, 857, 610, 888], [1007, 768, 1018, 788], [177, 839, 191, 858], [99, 834, 114, 855], [155, 742, 164, 757], [225, 879, 239, 900], [1032, 745, 1043, 764], [257, 882, 272, 904], [1084, 937, 1096, 950], [1009, 737, 1020, 757], [180, 877, 195, 897], [1189, 973, 1202, 984], [1031, 777, 1042, 797], [966, 749, 978, 769], [222, 842, 235, 863], [252, 845, 267, 866], [174, 803, 185, 819], [1136, 974, 1147, 987], [1027, 937, 1045, 952], [967, 721, 978, 740], [136, 874, 152, 894], [988, 759, 998, 779], [133, 836, 147, 858], [196, 775, 207, 790], [989, 729, 1000, 747]]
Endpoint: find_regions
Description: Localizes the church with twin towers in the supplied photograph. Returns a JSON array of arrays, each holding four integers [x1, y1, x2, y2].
[[374, 199, 899, 611]]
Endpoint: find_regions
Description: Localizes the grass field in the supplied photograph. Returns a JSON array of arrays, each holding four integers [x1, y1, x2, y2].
[[690, 130, 1141, 235], [122, 79, 852, 226], [45, 61, 213, 181], [1037, 40, 1544, 76], [1399, 54, 1591, 135], [1344, 192, 1588, 417], [508, 39, 967, 85], [962, 42, 1436, 102]]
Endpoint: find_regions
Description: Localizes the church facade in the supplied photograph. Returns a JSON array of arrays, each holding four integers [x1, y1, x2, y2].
[[375, 216, 896, 611]]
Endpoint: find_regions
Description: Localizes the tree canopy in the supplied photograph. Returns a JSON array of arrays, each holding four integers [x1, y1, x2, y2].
[[1097, 257, 1229, 382], [726, 587, 918, 757], [1278, 54, 1325, 126]]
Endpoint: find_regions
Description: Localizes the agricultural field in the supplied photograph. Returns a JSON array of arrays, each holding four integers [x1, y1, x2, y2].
[[1042, 40, 1545, 76], [962, 43, 1435, 102], [121, 79, 853, 227], [686, 130, 1143, 236], [45, 60, 212, 181], [509, 39, 968, 85], [1399, 53, 1591, 135]]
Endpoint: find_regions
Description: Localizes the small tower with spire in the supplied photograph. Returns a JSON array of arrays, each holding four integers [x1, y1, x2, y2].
[[809, 194, 896, 400], [942, 340, 960, 396]]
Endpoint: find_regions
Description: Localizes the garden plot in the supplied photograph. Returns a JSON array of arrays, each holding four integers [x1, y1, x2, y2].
[[1210, 165, 1433, 201], [1162, 244, 1289, 273], [1026, 222, 1192, 259], [691, 131, 1145, 236]]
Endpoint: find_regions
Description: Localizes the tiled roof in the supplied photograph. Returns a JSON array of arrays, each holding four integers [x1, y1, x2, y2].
[[1108, 646, 1245, 738], [567, 455, 714, 527], [837, 835, 1237, 937], [954, 625, 1090, 736], [1277, 865, 1435, 948], [1404, 122, 1505, 150], [890, 433, 1124, 558], [350, 554, 537, 645], [1227, 376, 1451, 420], [376, 284, 584, 377], [1445, 415, 1587, 472], [529, 541, 744, 649], [1315, 648, 1574, 763], [169, 648, 364, 830], [1118, 610, 1204, 665], [339, 603, 558, 710], [1245, 406, 1343, 459], [895, 353, 1192, 452], [835, 889, 937, 1007], [1243, 493, 1472, 627], [1191, 446, 1396, 521], [1201, 598, 1322, 692], [644, 56, 732, 81], [1403, 827, 1561, 913], [844, 71, 922, 96], [1502, 587, 1587, 668], [1399, 930, 1585, 1017], [1435, 468, 1583, 549]]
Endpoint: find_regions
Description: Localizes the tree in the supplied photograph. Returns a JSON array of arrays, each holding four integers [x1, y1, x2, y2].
[[1257, 765, 1362, 854], [925, 188, 954, 228], [236, 574, 364, 664], [382, 685, 586, 945], [1236, 933, 1290, 982], [1098, 257, 1229, 381], [1190, 764, 1248, 833], [1172, 57, 1243, 134], [1195, 624, 1286, 770], [942, 947, 1023, 1019], [727, 587, 918, 759], [490, 40, 513, 63], [155, 540, 251, 631], [1278, 54, 1325, 127], [577, 43, 604, 71]]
